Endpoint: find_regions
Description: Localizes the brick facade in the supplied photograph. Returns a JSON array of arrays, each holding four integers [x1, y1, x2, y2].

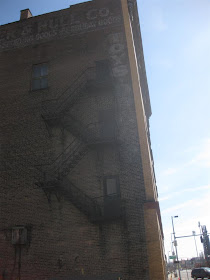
[[0, 0, 166, 279]]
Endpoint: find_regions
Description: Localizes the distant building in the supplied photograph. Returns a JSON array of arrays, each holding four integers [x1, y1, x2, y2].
[[0, 0, 166, 279]]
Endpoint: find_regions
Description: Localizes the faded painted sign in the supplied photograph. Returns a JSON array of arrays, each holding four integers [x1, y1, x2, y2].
[[108, 33, 128, 78], [0, 6, 122, 51]]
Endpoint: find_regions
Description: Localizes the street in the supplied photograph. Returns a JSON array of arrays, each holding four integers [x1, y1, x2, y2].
[[168, 270, 192, 280]]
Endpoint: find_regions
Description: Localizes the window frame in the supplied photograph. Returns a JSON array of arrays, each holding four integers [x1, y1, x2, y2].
[[31, 62, 48, 91], [103, 175, 120, 197]]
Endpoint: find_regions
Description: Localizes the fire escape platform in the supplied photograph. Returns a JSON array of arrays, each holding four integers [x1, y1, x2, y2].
[[86, 78, 115, 92]]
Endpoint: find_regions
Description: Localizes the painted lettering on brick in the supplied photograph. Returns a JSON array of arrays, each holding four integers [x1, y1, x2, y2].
[[108, 33, 128, 78], [0, 7, 122, 51]]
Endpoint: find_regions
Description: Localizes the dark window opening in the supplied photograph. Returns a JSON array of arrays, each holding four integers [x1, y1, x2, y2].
[[95, 60, 111, 82], [99, 110, 115, 140], [31, 63, 48, 90], [103, 176, 122, 219]]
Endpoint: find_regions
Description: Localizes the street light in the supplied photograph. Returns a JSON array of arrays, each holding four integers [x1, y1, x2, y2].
[[171, 215, 181, 280]]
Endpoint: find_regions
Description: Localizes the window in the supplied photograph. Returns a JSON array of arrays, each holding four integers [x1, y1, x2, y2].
[[95, 60, 111, 82], [99, 110, 115, 139], [103, 176, 121, 219], [31, 63, 48, 90], [104, 176, 120, 196]]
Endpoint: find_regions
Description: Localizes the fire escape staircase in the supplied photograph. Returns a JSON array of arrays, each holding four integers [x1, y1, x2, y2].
[[35, 66, 121, 222], [41, 67, 96, 124], [57, 177, 102, 222]]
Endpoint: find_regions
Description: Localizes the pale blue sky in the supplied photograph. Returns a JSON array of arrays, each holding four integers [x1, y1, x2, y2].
[[139, 0, 210, 259], [1, 0, 209, 259]]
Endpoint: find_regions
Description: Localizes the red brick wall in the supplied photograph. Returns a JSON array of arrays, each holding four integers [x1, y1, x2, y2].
[[0, 1, 163, 279]]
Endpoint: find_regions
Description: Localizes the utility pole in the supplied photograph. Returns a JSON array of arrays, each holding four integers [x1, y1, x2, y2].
[[192, 231, 199, 260], [198, 222, 204, 265], [171, 216, 181, 280]]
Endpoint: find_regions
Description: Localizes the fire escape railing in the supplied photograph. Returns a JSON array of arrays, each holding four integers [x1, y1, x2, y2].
[[61, 177, 102, 221], [92, 194, 125, 221], [35, 138, 86, 186], [35, 121, 118, 185], [41, 67, 96, 121]]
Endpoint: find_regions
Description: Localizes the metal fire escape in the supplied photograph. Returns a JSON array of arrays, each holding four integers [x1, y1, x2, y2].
[[36, 63, 123, 222]]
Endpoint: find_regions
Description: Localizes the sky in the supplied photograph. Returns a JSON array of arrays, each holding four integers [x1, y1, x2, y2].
[[0, 0, 210, 260], [138, 0, 210, 260]]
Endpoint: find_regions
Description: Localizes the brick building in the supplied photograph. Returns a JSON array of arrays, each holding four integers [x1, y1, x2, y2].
[[0, 0, 166, 279]]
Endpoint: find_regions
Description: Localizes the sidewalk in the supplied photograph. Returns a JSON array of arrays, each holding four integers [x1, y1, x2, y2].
[[168, 270, 191, 280]]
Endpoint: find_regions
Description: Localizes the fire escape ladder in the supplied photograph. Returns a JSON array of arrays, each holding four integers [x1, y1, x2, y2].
[[41, 67, 95, 122]]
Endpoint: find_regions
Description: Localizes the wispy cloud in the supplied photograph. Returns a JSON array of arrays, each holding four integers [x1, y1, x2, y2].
[[188, 138, 210, 168], [183, 22, 210, 66], [162, 190, 210, 225], [162, 191, 210, 238], [161, 199, 196, 214], [162, 167, 178, 176], [159, 195, 170, 202], [160, 184, 210, 202], [141, 2, 167, 32], [150, 7, 167, 32], [151, 56, 174, 71], [158, 138, 210, 182]]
